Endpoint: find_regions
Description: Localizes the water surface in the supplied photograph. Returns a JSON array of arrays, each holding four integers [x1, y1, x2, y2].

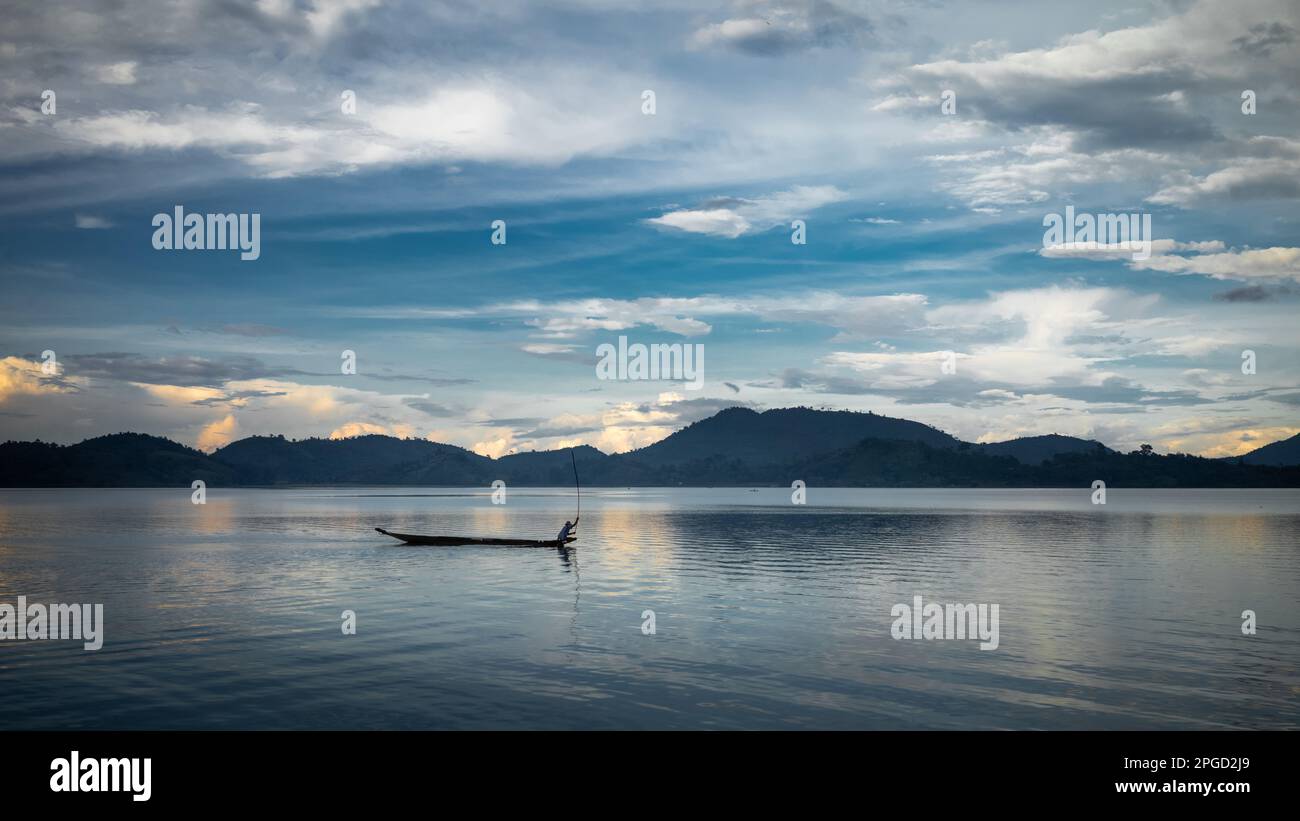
[[0, 487, 1296, 729]]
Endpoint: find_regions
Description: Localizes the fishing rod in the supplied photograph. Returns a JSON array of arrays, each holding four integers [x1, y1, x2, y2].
[[571, 447, 580, 523]]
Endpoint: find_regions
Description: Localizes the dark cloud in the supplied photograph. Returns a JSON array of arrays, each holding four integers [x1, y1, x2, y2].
[[366, 373, 476, 385], [656, 398, 762, 424], [693, 1, 874, 57], [403, 398, 457, 417], [774, 368, 1212, 409], [772, 368, 1014, 406], [59, 353, 310, 387], [521, 422, 603, 438], [208, 323, 289, 337], [1064, 333, 1137, 345], [192, 389, 288, 406], [481, 417, 546, 428], [1214, 284, 1286, 302], [967, 81, 1218, 153], [1233, 21, 1297, 56], [1045, 376, 1212, 407]]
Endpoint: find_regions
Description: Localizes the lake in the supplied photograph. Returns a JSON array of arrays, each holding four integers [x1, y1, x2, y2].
[[0, 487, 1296, 729]]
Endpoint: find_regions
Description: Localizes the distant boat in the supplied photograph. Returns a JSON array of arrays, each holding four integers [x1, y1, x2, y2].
[[375, 528, 576, 547]]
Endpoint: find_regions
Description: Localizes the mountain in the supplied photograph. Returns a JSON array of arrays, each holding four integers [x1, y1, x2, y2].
[[212, 434, 492, 484], [790, 437, 1300, 487], [3, 407, 1298, 487], [623, 406, 959, 467], [979, 434, 1110, 465], [0, 433, 238, 487], [495, 444, 621, 484], [1236, 432, 1300, 467]]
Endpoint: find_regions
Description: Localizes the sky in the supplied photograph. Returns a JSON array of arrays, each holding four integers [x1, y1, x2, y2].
[[1, 0, 1298, 458]]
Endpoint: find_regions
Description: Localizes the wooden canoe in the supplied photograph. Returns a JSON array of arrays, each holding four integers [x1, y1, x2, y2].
[[375, 527, 576, 547]]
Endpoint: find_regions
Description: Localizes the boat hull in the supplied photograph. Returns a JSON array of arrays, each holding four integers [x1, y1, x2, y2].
[[375, 527, 576, 547]]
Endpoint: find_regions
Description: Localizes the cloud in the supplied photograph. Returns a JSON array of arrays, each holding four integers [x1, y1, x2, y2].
[[1148, 138, 1300, 206], [1134, 245, 1300, 283], [925, 129, 1176, 208], [0, 356, 77, 402], [59, 353, 310, 387], [476, 395, 762, 455], [1214, 285, 1280, 302], [760, 285, 1237, 412], [1041, 234, 1300, 284], [647, 208, 752, 238], [881, 2, 1300, 208], [48, 69, 663, 177], [520, 343, 594, 364], [689, 1, 873, 56], [56, 106, 297, 152], [403, 398, 456, 417], [519, 413, 604, 438], [1158, 423, 1300, 457], [413, 292, 930, 342], [472, 430, 517, 458], [92, 61, 138, 85], [1232, 21, 1298, 56], [329, 421, 411, 440], [647, 185, 848, 238], [887, 1, 1297, 150], [197, 414, 238, 452], [1040, 238, 1225, 261], [588, 394, 760, 453], [208, 324, 289, 337]]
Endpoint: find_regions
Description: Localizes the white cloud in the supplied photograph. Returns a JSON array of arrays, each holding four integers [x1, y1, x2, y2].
[[49, 71, 663, 177], [688, 1, 872, 55], [647, 208, 751, 238], [1040, 238, 1225, 261], [92, 61, 137, 85], [351, 292, 930, 342], [74, 214, 113, 229], [1043, 233, 1300, 283], [1134, 245, 1300, 283], [647, 185, 848, 238]]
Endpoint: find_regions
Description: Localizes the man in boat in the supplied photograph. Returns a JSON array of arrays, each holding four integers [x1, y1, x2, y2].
[[556, 517, 578, 545]]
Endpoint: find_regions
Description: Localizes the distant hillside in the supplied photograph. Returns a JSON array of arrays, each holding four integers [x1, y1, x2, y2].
[[788, 438, 1300, 487], [979, 434, 1110, 465], [212, 434, 493, 484], [496, 444, 615, 485], [1237, 432, 1300, 467], [3, 407, 1298, 487], [0, 433, 238, 487], [624, 406, 959, 467]]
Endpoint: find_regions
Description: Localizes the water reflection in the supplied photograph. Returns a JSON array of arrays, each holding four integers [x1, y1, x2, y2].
[[0, 488, 1295, 730]]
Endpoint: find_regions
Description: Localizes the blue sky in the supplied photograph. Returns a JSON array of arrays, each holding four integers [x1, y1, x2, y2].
[[1, 0, 1298, 457]]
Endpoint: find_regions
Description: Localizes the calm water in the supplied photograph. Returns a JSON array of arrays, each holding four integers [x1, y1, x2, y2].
[[0, 487, 1296, 730]]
